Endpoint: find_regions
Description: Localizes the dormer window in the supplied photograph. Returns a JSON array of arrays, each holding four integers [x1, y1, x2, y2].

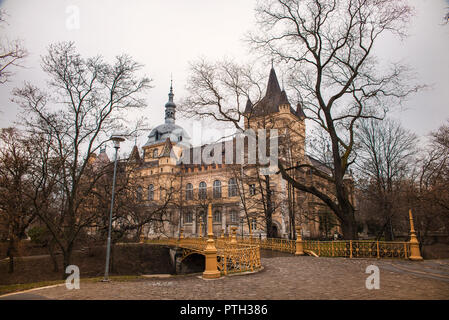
[[179, 136, 182, 141], [153, 149, 158, 158]]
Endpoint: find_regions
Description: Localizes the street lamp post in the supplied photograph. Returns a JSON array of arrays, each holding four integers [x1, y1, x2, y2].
[[103, 134, 125, 282]]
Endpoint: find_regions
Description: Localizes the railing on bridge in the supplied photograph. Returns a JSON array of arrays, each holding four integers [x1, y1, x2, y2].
[[239, 237, 411, 259], [302, 240, 411, 259], [145, 236, 261, 276], [143, 209, 423, 278]]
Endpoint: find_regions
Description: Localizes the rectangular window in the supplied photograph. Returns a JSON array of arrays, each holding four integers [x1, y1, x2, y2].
[[230, 211, 238, 223], [249, 184, 256, 196], [184, 212, 193, 223], [251, 219, 257, 231]]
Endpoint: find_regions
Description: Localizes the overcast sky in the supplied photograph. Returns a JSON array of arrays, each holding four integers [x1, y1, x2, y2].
[[0, 0, 448, 155]]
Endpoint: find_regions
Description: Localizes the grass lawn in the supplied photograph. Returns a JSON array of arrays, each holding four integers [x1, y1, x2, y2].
[[0, 275, 145, 296]]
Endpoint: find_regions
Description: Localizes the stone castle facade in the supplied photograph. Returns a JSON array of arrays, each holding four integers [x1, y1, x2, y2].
[[114, 67, 348, 239]]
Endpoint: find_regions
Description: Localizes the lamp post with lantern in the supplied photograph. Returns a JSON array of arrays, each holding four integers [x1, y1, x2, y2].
[[103, 134, 125, 282]]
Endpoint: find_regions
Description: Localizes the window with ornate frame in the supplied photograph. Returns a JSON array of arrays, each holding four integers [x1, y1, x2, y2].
[[148, 184, 154, 201], [213, 210, 221, 223], [185, 183, 193, 200], [213, 180, 221, 198], [228, 178, 237, 197], [199, 181, 207, 199]]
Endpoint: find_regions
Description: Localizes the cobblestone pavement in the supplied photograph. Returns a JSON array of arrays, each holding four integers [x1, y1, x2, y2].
[[3, 255, 449, 300]]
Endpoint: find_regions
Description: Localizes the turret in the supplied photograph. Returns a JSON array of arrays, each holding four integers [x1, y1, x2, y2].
[[165, 79, 176, 124]]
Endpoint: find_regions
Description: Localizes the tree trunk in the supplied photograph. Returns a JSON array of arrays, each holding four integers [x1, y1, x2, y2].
[[264, 175, 275, 238], [7, 236, 17, 273], [61, 244, 73, 280], [48, 239, 59, 272], [340, 214, 357, 240]]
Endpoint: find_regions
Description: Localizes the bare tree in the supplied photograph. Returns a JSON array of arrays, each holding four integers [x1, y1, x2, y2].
[[85, 152, 180, 244], [248, 0, 423, 239], [415, 120, 449, 237], [0, 128, 35, 273], [0, 10, 27, 84], [12, 41, 151, 277], [180, 59, 266, 130], [355, 118, 417, 240]]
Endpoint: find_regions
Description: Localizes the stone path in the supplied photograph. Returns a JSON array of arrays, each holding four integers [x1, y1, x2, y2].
[[2, 255, 449, 300]]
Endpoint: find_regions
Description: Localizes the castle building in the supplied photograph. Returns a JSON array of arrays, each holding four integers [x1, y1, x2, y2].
[[123, 67, 347, 240]]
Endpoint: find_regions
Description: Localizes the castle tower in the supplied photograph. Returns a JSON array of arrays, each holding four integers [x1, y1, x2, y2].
[[165, 80, 176, 124]]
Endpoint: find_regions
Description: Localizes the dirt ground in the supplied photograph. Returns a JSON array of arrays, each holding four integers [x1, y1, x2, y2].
[[0, 243, 172, 285]]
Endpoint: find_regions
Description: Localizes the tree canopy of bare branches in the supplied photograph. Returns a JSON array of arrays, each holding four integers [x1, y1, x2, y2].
[[355, 118, 417, 240], [0, 10, 27, 84], [11, 41, 151, 276], [247, 0, 423, 239]]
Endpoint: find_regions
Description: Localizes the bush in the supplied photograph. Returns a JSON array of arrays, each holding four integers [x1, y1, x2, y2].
[[28, 226, 50, 246]]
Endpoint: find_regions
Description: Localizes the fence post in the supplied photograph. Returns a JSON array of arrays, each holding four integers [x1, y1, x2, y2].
[[224, 255, 227, 275], [408, 209, 423, 261], [403, 242, 407, 259], [230, 226, 238, 244], [203, 203, 221, 279], [350, 240, 353, 258], [332, 241, 334, 257], [377, 241, 380, 259], [295, 226, 304, 256]]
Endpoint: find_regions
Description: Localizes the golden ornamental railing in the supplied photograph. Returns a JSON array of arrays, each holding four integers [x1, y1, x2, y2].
[[146, 236, 412, 260], [302, 240, 411, 259], [216, 242, 261, 275], [142, 208, 423, 279], [145, 236, 261, 275], [240, 237, 296, 254]]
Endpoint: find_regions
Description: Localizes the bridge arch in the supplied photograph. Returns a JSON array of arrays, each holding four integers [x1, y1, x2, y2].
[[178, 252, 205, 274]]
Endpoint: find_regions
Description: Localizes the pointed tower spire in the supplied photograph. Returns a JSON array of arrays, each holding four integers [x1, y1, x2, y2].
[[165, 78, 176, 124], [266, 66, 281, 97], [244, 97, 252, 114]]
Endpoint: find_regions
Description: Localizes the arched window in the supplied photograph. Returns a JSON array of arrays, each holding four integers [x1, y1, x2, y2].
[[213, 180, 221, 198], [136, 187, 143, 202], [213, 210, 221, 223], [199, 181, 207, 199], [148, 184, 154, 201], [153, 149, 158, 158], [228, 178, 237, 197], [185, 183, 193, 200], [230, 210, 238, 223]]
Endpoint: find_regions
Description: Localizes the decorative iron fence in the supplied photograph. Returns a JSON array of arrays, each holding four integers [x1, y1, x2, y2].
[[216, 243, 261, 275], [145, 237, 261, 274], [302, 240, 410, 259], [240, 237, 296, 254]]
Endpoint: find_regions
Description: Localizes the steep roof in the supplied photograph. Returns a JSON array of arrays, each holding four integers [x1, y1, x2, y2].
[[245, 67, 304, 119], [128, 145, 141, 162], [160, 138, 173, 157]]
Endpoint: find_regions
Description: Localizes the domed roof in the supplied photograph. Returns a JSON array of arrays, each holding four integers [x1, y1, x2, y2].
[[143, 81, 190, 147], [165, 100, 176, 108], [143, 122, 190, 147]]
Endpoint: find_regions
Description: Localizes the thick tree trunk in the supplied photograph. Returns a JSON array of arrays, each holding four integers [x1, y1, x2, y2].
[[48, 239, 59, 272], [339, 213, 358, 240]]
